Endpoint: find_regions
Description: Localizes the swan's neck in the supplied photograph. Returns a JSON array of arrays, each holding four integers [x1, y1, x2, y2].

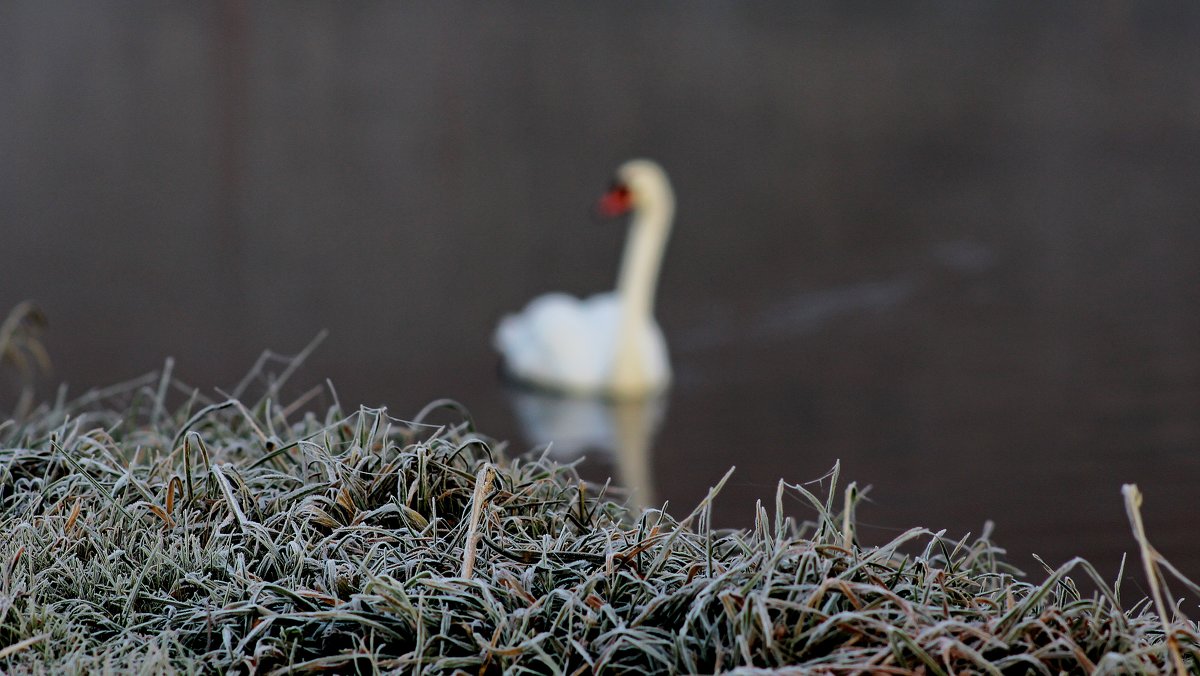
[[611, 195, 674, 394]]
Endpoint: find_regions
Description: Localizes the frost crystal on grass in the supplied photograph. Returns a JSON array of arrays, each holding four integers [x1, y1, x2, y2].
[[0, 359, 1196, 673]]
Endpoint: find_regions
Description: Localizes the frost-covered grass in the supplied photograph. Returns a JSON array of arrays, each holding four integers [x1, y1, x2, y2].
[[0, 315, 1197, 673]]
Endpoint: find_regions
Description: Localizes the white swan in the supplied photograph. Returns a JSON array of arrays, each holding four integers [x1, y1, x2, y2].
[[494, 159, 674, 399]]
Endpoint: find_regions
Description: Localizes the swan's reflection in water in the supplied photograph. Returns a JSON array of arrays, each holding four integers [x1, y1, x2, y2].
[[504, 386, 667, 513]]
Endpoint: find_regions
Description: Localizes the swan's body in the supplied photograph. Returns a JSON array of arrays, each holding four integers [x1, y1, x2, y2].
[[494, 159, 674, 399], [495, 291, 670, 395]]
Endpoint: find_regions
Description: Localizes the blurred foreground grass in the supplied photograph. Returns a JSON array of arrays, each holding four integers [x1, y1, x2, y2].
[[0, 329, 1197, 672]]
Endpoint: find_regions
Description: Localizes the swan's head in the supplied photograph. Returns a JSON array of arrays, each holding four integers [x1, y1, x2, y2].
[[598, 159, 674, 220]]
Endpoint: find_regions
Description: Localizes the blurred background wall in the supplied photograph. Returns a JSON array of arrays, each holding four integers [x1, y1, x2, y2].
[[2, 2, 1199, 577]]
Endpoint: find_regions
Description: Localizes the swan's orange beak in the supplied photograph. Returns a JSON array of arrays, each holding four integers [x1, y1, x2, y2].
[[597, 184, 633, 218]]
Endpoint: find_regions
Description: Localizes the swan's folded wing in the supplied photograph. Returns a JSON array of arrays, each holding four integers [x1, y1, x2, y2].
[[495, 293, 616, 393]]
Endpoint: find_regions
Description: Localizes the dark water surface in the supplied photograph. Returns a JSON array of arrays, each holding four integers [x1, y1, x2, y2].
[[2, 3, 1199, 585]]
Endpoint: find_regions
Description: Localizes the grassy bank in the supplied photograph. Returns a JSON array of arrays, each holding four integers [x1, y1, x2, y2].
[[0, 357, 1198, 673]]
